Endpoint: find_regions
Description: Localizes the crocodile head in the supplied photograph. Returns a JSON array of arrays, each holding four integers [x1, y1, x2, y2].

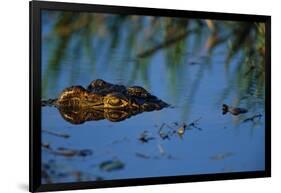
[[45, 79, 169, 123]]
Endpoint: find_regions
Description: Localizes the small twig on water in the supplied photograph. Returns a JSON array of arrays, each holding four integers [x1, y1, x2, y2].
[[42, 143, 93, 158], [138, 130, 155, 143], [157, 144, 165, 155], [42, 142, 52, 150], [157, 118, 203, 140], [42, 129, 70, 139], [158, 123, 171, 140], [135, 152, 151, 159], [186, 117, 203, 131], [41, 98, 57, 107], [243, 113, 262, 123]]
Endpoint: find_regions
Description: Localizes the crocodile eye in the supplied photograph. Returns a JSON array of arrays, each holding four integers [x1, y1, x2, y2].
[[104, 93, 129, 108], [108, 97, 122, 106]]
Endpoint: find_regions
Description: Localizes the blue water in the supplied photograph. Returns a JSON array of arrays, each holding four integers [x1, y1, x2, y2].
[[41, 11, 265, 184]]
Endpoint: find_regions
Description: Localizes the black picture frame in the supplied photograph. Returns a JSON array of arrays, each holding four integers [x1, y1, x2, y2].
[[29, 0, 271, 192]]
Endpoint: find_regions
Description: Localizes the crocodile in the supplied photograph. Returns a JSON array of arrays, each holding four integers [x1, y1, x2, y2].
[[42, 79, 169, 124]]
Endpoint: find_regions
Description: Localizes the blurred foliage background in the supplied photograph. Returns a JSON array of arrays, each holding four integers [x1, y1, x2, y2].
[[42, 11, 265, 111]]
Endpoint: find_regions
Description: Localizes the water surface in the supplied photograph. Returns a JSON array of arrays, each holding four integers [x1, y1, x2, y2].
[[41, 11, 265, 183]]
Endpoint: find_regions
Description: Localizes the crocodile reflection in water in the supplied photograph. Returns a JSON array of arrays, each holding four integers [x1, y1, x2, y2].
[[42, 79, 169, 124]]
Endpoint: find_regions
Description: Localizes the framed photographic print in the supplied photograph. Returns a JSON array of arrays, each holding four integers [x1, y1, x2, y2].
[[30, 0, 271, 192]]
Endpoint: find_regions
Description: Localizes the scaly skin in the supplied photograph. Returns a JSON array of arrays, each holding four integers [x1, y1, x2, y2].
[[42, 79, 169, 123]]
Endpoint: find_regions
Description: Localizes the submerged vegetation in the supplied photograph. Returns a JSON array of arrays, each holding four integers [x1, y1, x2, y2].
[[42, 11, 265, 112]]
